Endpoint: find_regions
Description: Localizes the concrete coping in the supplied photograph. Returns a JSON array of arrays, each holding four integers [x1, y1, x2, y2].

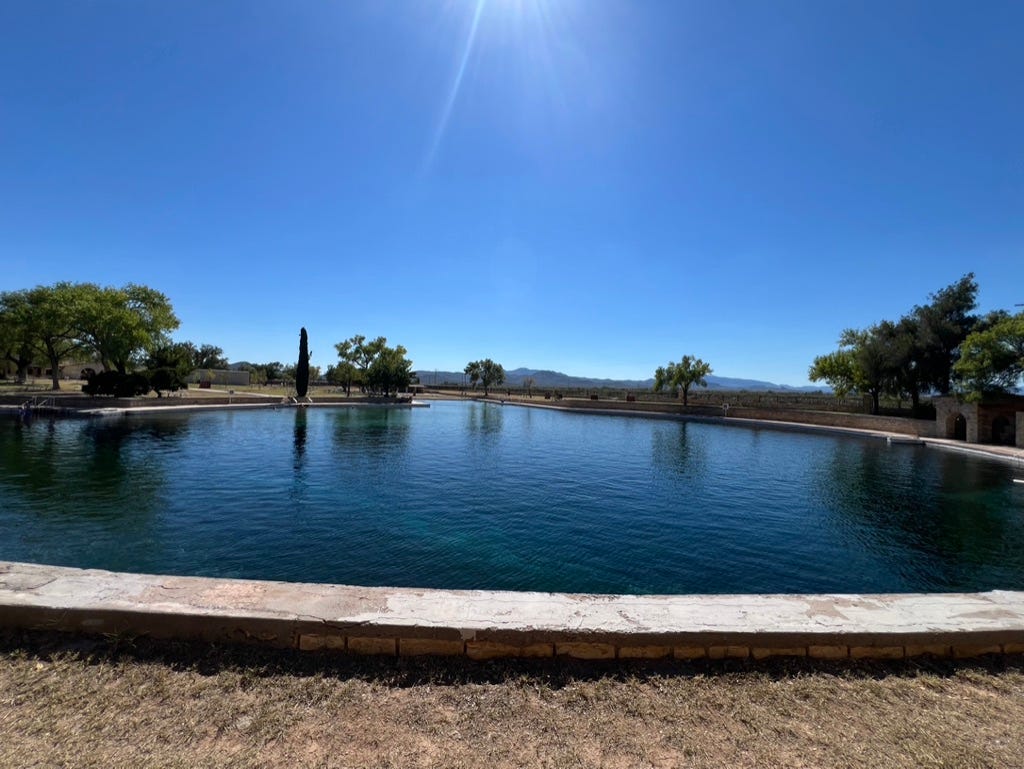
[[2, 562, 1023, 661]]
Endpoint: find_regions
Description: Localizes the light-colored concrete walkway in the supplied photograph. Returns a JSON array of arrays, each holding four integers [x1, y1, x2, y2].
[[2, 562, 1022, 660]]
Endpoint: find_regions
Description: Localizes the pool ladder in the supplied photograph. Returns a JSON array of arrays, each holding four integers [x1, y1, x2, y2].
[[20, 396, 56, 412]]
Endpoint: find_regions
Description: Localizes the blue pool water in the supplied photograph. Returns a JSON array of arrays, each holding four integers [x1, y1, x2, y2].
[[1, 401, 1022, 594]]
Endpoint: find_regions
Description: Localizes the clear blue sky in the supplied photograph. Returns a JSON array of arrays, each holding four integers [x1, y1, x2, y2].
[[2, 1, 1021, 386]]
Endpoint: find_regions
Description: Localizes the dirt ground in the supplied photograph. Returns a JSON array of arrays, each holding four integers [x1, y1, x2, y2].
[[1, 631, 1022, 769]]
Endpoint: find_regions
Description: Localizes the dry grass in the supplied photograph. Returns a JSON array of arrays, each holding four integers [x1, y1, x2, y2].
[[1, 632, 1022, 768]]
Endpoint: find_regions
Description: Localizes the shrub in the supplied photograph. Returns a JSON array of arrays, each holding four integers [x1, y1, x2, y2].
[[147, 367, 187, 398], [82, 371, 151, 398]]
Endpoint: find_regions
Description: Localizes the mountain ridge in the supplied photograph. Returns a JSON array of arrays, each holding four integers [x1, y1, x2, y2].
[[415, 367, 824, 393]]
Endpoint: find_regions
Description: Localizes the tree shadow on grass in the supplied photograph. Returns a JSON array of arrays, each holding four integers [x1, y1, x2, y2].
[[1, 629, 1021, 690]]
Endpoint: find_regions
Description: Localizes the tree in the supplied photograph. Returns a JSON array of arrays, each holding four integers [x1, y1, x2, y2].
[[809, 275, 989, 413], [839, 327, 893, 416], [144, 343, 194, 398], [25, 283, 88, 391], [191, 344, 228, 370], [333, 337, 365, 396], [296, 327, 310, 398], [82, 370, 151, 398], [652, 355, 712, 406], [334, 335, 395, 395], [913, 274, 979, 395], [954, 311, 1024, 399], [259, 361, 283, 383], [0, 290, 36, 384], [145, 342, 195, 375], [808, 349, 859, 397], [74, 283, 179, 374], [888, 314, 925, 411], [366, 344, 413, 396], [326, 361, 359, 393], [810, 325, 900, 415], [241, 364, 268, 386], [465, 359, 505, 396], [480, 359, 505, 396], [523, 376, 536, 397], [147, 367, 187, 397], [464, 361, 481, 391]]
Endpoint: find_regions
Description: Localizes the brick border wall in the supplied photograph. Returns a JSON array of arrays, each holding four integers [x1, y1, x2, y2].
[[498, 397, 935, 438], [3, 563, 1022, 662]]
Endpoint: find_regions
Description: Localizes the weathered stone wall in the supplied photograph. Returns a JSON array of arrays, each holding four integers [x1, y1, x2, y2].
[[977, 403, 1021, 445], [933, 396, 1024, 445], [540, 398, 936, 437], [727, 406, 937, 437], [3, 562, 1023, 661]]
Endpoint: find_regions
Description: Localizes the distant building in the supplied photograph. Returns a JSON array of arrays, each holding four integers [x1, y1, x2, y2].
[[187, 369, 251, 387], [2, 359, 100, 380]]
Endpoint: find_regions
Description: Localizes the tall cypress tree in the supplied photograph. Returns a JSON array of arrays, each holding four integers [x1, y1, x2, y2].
[[296, 327, 310, 398]]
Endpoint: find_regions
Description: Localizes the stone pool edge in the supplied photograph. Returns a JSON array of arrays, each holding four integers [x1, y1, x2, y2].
[[2, 561, 1023, 661], [479, 398, 1024, 468]]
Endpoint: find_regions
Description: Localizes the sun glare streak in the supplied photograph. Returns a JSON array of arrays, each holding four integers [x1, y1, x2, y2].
[[421, 0, 487, 174]]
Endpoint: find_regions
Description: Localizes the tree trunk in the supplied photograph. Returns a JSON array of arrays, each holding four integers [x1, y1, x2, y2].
[[6, 353, 30, 385], [871, 391, 880, 415], [47, 348, 61, 391], [682, 385, 689, 406]]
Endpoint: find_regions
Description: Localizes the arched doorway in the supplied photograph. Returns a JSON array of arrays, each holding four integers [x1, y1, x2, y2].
[[992, 416, 1014, 446], [949, 413, 967, 441]]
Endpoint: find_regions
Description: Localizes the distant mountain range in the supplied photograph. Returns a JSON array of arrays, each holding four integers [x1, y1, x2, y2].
[[415, 367, 825, 393]]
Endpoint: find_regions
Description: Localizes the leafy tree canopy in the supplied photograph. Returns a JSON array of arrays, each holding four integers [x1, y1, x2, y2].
[[653, 355, 712, 406], [464, 359, 505, 395], [0, 289, 38, 384], [73, 283, 179, 374], [953, 311, 1024, 399], [809, 274, 1000, 414], [335, 334, 411, 396]]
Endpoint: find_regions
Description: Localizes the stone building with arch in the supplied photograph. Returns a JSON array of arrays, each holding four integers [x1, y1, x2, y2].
[[933, 395, 1024, 447]]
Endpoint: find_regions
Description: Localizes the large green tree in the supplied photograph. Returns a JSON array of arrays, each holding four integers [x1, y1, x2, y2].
[[807, 349, 859, 397], [464, 361, 481, 390], [333, 337, 368, 396], [653, 355, 712, 406], [189, 343, 229, 370], [465, 359, 505, 396], [888, 314, 925, 410], [810, 275, 986, 413], [0, 290, 37, 384], [913, 273, 979, 395], [73, 283, 179, 374], [953, 311, 1024, 398], [25, 283, 88, 390], [335, 334, 411, 396], [810, 326, 895, 415], [366, 344, 413, 396]]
